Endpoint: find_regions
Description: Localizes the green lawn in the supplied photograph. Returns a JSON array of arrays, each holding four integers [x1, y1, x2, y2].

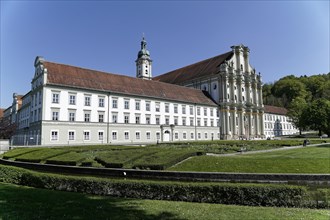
[[0, 183, 328, 220], [169, 145, 330, 173]]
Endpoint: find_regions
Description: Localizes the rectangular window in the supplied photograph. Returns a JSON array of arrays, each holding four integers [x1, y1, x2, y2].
[[69, 112, 75, 122], [84, 131, 90, 140], [124, 132, 129, 140], [197, 119, 201, 126], [135, 115, 140, 124], [112, 99, 118, 108], [205, 133, 208, 139], [191, 132, 194, 139], [68, 131, 75, 140], [182, 105, 186, 114], [85, 96, 91, 106], [51, 131, 58, 140], [146, 102, 150, 111], [146, 116, 151, 124], [204, 119, 208, 126], [210, 108, 213, 116], [175, 133, 178, 139], [69, 95, 76, 105], [146, 132, 151, 139], [112, 114, 117, 123], [155, 103, 160, 112], [165, 104, 169, 113], [84, 113, 90, 122], [99, 97, 105, 107], [190, 106, 193, 115], [124, 100, 130, 109], [198, 133, 201, 139], [183, 133, 187, 139], [136, 132, 140, 140], [99, 113, 104, 123], [52, 111, 59, 121], [190, 118, 194, 126], [156, 117, 160, 125], [197, 107, 200, 115], [112, 131, 117, 140], [165, 117, 169, 125], [156, 132, 160, 140], [182, 118, 186, 126], [52, 93, 59, 103], [39, 92, 42, 104], [98, 131, 104, 141], [174, 118, 178, 125], [204, 108, 207, 116], [174, 105, 178, 114], [124, 115, 129, 124], [211, 120, 214, 127], [135, 101, 140, 110]]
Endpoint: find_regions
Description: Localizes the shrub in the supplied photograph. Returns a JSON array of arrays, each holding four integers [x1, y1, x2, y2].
[[0, 164, 313, 208]]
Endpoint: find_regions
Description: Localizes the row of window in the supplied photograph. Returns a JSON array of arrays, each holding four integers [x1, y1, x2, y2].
[[264, 122, 293, 130], [50, 130, 220, 141], [51, 110, 219, 127], [264, 114, 288, 122], [52, 93, 105, 107], [51, 92, 217, 117]]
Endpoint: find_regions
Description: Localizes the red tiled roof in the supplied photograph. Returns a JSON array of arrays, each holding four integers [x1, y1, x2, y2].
[[264, 105, 288, 115], [44, 61, 217, 106], [153, 51, 233, 84]]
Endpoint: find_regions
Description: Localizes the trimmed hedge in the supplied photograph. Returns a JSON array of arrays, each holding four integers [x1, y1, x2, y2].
[[95, 149, 159, 168], [45, 152, 86, 166], [15, 149, 69, 163], [0, 164, 312, 208], [133, 150, 204, 170], [2, 148, 40, 159]]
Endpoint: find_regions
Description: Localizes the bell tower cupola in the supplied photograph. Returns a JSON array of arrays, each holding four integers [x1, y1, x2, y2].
[[136, 36, 152, 80]]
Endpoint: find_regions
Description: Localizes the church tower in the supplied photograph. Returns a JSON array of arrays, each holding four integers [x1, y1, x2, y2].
[[136, 36, 152, 80]]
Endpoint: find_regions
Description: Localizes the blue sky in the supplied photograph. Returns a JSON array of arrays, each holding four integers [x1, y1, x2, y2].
[[1, 1, 329, 108]]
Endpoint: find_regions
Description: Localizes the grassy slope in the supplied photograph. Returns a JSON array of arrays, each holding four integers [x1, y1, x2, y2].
[[0, 183, 328, 220], [169, 145, 330, 173]]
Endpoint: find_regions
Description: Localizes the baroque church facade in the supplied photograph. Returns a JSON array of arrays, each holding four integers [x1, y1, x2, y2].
[[10, 38, 297, 146]]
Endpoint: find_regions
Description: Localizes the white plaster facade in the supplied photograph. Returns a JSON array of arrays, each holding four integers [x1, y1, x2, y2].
[[264, 112, 299, 138]]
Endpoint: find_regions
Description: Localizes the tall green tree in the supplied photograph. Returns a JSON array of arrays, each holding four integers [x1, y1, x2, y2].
[[287, 97, 308, 135], [302, 99, 330, 136]]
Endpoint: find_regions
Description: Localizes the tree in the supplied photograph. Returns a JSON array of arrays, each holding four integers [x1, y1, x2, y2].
[[287, 97, 308, 135], [302, 99, 330, 136], [271, 78, 309, 108]]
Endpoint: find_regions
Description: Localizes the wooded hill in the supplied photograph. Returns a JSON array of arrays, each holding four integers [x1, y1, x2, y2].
[[262, 73, 330, 136]]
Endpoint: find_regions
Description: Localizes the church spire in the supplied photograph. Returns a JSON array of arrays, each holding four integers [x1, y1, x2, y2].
[[136, 35, 152, 80]]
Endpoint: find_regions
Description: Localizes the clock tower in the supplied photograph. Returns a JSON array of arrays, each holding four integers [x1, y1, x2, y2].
[[136, 36, 152, 80]]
